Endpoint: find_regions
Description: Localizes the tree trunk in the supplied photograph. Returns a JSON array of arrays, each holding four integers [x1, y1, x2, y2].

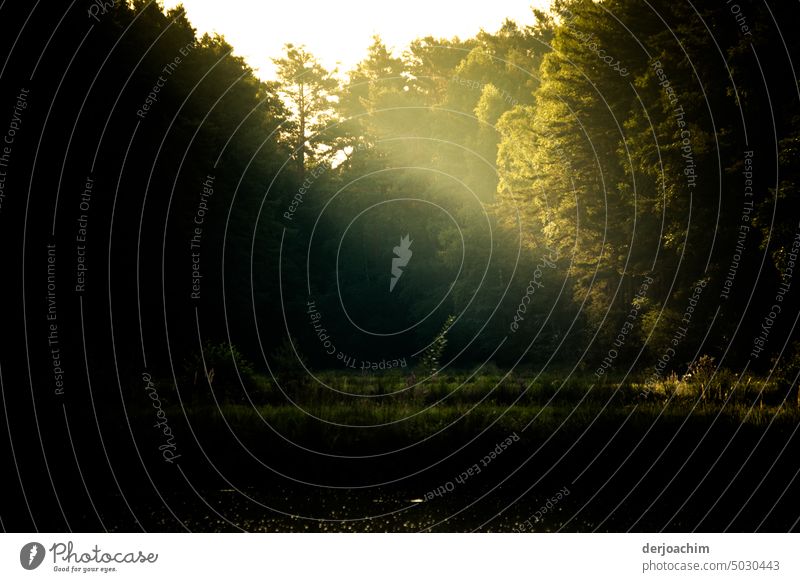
[[298, 84, 306, 184]]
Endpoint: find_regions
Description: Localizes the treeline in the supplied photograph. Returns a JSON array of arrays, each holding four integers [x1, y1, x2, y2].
[[2, 0, 800, 405], [493, 0, 800, 376], [290, 0, 800, 378], [1, 0, 297, 395], [0, 0, 299, 513]]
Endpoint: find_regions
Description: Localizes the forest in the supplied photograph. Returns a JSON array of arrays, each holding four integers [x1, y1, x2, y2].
[[1, 0, 800, 532]]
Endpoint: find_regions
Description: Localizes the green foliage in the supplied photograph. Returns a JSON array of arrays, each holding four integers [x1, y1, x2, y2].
[[684, 354, 716, 383], [183, 341, 258, 404], [771, 343, 800, 407], [645, 371, 689, 400], [642, 355, 780, 406], [269, 336, 309, 382], [68, 0, 800, 379], [420, 316, 456, 374], [273, 43, 340, 176], [175, 369, 800, 454]]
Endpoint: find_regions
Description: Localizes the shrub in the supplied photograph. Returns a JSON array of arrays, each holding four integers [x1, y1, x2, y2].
[[269, 335, 309, 382], [183, 340, 257, 404], [771, 342, 800, 407], [681, 355, 740, 403], [419, 315, 455, 375]]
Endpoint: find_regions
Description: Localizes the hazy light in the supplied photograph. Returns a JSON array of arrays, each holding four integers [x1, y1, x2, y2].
[[162, 0, 553, 79]]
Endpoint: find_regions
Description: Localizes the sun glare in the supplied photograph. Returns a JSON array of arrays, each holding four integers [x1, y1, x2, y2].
[[161, 0, 553, 79]]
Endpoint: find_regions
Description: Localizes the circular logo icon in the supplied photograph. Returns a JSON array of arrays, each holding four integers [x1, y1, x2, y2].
[[20, 542, 45, 570]]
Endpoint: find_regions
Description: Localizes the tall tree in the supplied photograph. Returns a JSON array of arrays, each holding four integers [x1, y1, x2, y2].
[[273, 44, 339, 182]]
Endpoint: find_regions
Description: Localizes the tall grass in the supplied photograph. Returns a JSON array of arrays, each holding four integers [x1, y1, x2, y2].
[[131, 366, 800, 456]]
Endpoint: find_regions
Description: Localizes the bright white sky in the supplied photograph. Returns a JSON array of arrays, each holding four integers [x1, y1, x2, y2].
[[162, 0, 553, 80]]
